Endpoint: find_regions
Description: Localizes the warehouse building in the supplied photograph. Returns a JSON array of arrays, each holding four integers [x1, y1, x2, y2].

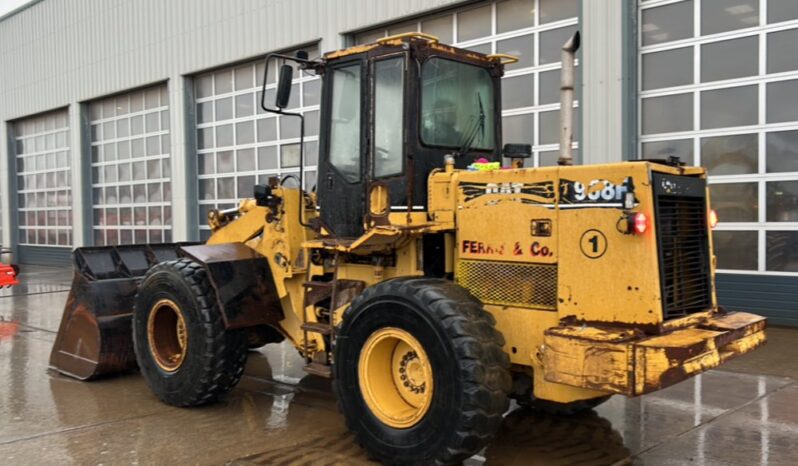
[[0, 0, 796, 325]]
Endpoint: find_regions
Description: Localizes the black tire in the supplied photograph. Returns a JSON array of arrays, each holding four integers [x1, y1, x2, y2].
[[133, 258, 248, 407], [333, 277, 511, 466], [518, 394, 611, 415]]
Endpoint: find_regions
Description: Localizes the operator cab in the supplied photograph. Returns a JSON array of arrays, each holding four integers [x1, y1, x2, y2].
[[262, 34, 509, 238]]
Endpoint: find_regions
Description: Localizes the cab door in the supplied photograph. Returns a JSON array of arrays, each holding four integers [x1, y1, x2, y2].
[[317, 60, 366, 238]]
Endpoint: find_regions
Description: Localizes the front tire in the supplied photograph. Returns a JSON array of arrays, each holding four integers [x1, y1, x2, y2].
[[333, 278, 511, 465], [133, 259, 248, 407]]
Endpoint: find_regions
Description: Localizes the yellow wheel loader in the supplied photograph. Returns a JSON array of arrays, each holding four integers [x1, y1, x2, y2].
[[50, 32, 766, 465]]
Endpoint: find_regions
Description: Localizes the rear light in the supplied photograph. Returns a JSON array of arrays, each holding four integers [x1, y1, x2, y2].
[[623, 212, 648, 235], [709, 209, 718, 229], [633, 212, 648, 234]]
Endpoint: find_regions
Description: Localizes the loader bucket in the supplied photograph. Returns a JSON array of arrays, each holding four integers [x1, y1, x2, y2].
[[49, 244, 184, 380]]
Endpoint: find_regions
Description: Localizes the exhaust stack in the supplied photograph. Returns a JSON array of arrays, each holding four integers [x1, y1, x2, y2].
[[558, 31, 580, 166]]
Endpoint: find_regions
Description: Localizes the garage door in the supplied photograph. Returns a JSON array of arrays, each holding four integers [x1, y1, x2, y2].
[[12, 110, 72, 265], [193, 44, 321, 240], [88, 85, 173, 245]]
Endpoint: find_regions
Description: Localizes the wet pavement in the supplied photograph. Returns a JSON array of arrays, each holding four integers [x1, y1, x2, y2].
[[1, 265, 797, 465]]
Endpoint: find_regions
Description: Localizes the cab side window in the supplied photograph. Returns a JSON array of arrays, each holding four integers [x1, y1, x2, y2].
[[329, 64, 362, 182], [373, 57, 404, 178]]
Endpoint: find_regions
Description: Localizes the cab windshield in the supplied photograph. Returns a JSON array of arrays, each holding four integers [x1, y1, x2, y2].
[[420, 58, 495, 151]]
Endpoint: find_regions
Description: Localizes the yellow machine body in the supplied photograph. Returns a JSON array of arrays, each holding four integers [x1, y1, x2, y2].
[[435, 161, 765, 401], [202, 160, 765, 404], [50, 35, 765, 409]]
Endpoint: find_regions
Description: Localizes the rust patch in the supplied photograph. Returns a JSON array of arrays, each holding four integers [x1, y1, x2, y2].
[[650, 366, 687, 392], [543, 311, 767, 397]]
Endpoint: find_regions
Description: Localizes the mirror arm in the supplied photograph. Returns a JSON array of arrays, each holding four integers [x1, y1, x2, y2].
[[260, 52, 314, 229], [296, 113, 311, 229]]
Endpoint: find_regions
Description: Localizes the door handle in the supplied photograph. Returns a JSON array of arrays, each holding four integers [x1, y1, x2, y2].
[[326, 175, 334, 189]]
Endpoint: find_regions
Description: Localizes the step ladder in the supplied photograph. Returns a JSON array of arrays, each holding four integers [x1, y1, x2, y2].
[[301, 252, 364, 378]]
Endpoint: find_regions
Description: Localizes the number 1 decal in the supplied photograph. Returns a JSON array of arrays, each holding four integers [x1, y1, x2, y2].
[[580, 229, 607, 259], [588, 234, 599, 253]]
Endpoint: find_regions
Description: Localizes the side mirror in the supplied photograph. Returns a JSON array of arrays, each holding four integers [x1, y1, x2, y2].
[[275, 64, 293, 108]]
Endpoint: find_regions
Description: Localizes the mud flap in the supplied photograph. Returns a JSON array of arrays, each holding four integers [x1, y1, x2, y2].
[[179, 243, 283, 329], [49, 244, 183, 380]]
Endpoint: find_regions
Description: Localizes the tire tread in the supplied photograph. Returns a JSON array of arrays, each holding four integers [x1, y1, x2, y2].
[[134, 258, 247, 407], [333, 277, 511, 465]]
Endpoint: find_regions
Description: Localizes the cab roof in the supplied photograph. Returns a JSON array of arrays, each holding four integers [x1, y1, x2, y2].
[[323, 32, 518, 69]]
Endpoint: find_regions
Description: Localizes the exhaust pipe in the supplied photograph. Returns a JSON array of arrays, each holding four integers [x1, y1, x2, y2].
[[558, 31, 580, 166]]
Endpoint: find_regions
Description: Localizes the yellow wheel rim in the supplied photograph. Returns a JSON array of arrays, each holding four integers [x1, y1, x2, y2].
[[147, 299, 188, 372], [358, 327, 434, 429]]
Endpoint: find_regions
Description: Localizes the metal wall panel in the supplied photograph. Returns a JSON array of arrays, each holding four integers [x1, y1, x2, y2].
[[0, 0, 468, 122], [17, 245, 72, 266], [717, 273, 798, 327], [580, 0, 625, 164]]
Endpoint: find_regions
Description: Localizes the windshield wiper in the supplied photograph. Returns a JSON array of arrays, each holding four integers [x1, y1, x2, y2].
[[455, 92, 485, 158]]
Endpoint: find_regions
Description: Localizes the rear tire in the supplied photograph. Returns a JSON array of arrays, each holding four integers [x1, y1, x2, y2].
[[333, 277, 511, 465], [133, 259, 247, 407]]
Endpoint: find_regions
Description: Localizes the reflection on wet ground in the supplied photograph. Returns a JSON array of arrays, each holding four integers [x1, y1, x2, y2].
[[1, 266, 797, 465]]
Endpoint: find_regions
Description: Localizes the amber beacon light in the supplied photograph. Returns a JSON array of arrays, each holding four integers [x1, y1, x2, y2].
[[709, 209, 719, 229]]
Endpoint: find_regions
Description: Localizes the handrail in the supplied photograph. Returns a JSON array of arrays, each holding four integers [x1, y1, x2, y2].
[[486, 53, 519, 65], [377, 32, 439, 45]]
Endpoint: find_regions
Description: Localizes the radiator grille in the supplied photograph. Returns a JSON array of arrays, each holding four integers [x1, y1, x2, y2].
[[653, 174, 713, 320], [456, 260, 557, 309]]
